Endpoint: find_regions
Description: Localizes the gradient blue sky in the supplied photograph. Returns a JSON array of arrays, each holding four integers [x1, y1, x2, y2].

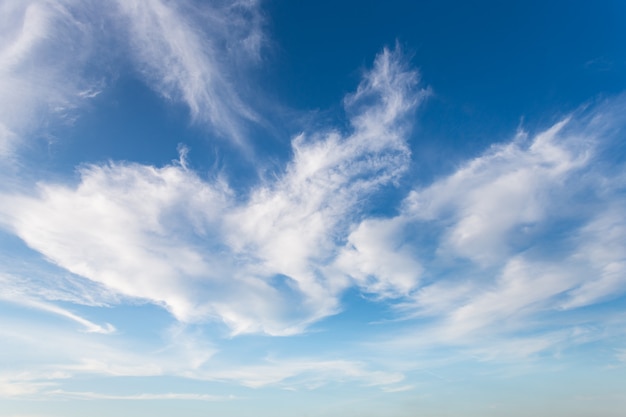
[[1, 1, 626, 416]]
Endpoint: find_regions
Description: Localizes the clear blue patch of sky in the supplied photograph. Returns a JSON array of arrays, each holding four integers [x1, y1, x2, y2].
[[46, 77, 201, 170]]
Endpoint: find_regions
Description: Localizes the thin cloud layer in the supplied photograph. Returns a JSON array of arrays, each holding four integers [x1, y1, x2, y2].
[[0, 0, 103, 156], [0, 311, 406, 399], [116, 0, 263, 142], [0, 0, 265, 159]]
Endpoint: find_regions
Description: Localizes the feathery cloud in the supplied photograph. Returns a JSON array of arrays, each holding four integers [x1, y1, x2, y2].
[[0, 47, 428, 336]]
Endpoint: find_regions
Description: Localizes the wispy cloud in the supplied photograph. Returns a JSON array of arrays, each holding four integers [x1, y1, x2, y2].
[[0, 312, 405, 399], [0, 46, 427, 336], [2, 47, 625, 354], [194, 358, 404, 389], [116, 0, 264, 144], [0, 0, 103, 157], [0, 286, 115, 334], [0, 0, 266, 160], [352, 95, 626, 356], [222, 47, 427, 332], [561, 204, 626, 309], [403, 117, 590, 266], [47, 390, 233, 401]]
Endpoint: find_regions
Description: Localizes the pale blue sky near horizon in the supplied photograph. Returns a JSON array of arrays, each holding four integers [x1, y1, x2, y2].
[[1, 1, 625, 416]]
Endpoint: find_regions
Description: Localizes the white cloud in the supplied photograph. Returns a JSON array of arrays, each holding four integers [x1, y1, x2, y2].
[[345, 97, 626, 356], [0, 379, 54, 398], [2, 39, 624, 354], [404, 117, 590, 266], [0, 270, 119, 308], [0, 318, 165, 380], [0, 0, 266, 159], [437, 256, 579, 340], [0, 46, 428, 336], [222, 47, 427, 331], [333, 217, 422, 297], [116, 0, 264, 143], [407, 280, 475, 317], [0, 162, 235, 324], [0, 0, 103, 157], [381, 384, 415, 393], [0, 288, 115, 334], [561, 204, 626, 309]]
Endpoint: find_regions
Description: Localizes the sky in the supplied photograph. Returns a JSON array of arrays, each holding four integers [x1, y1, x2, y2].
[[1, 1, 626, 416]]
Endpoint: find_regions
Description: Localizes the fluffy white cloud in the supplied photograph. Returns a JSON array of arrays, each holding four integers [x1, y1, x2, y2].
[[0, 47, 427, 336], [333, 217, 422, 297], [2, 162, 244, 326], [224, 47, 427, 324], [2, 43, 624, 348]]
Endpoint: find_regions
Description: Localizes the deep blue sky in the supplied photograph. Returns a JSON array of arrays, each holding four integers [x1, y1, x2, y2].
[[269, 0, 626, 176]]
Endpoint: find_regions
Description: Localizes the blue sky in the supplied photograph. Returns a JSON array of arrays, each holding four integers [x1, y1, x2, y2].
[[1, 1, 626, 416]]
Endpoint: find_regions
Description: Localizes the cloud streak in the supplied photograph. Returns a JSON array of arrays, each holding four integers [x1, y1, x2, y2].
[[0, 0, 104, 157], [47, 390, 233, 401], [116, 0, 263, 143], [0, 0, 266, 160], [0, 288, 115, 334]]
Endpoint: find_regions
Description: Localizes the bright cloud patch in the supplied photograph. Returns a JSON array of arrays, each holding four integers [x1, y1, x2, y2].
[[0, 47, 428, 336]]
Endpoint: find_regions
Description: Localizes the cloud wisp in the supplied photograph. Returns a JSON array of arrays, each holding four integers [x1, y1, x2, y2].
[[116, 0, 264, 144], [47, 390, 233, 401], [0, 0, 265, 160], [1, 0, 625, 402], [0, 0, 104, 157]]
